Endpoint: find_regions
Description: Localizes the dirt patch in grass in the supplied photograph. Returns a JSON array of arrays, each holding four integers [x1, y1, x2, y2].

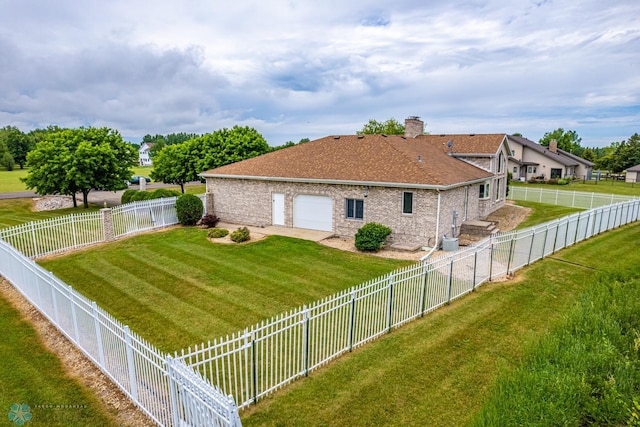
[[0, 278, 155, 427]]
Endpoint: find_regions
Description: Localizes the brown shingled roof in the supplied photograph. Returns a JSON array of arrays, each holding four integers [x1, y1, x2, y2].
[[416, 133, 508, 155], [202, 134, 498, 188]]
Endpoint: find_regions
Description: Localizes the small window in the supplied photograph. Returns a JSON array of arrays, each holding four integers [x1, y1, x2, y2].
[[495, 180, 501, 200], [402, 192, 413, 214], [513, 166, 518, 173], [346, 199, 364, 220], [511, 150, 515, 156], [497, 152, 504, 173], [479, 183, 490, 199]]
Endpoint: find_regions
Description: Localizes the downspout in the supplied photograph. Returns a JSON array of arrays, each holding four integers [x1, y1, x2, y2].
[[434, 190, 441, 248]]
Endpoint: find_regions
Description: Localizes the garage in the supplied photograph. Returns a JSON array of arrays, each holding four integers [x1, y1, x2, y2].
[[293, 195, 333, 231]]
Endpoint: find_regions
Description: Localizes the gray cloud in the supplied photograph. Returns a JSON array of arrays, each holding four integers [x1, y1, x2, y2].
[[0, 0, 638, 147]]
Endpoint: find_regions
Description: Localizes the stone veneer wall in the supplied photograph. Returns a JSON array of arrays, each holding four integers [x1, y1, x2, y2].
[[206, 178, 500, 247]]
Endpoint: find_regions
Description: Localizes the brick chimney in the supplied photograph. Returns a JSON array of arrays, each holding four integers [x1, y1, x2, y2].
[[549, 139, 558, 153], [405, 116, 424, 138]]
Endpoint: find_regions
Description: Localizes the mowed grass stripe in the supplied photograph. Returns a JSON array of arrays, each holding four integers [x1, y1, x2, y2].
[[39, 228, 410, 352], [241, 223, 640, 426]]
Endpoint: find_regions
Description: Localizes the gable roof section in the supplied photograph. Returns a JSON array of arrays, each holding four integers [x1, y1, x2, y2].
[[507, 135, 579, 167], [202, 134, 496, 189], [415, 133, 508, 156], [626, 164, 640, 172], [557, 148, 595, 167]]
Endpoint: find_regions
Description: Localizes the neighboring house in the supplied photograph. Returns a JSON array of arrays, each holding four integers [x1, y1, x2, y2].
[[626, 164, 640, 183], [139, 142, 154, 166], [507, 135, 594, 181], [201, 117, 510, 248]]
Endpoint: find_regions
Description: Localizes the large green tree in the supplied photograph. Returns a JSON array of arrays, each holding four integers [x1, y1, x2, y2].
[[539, 128, 583, 156], [151, 126, 270, 191], [608, 133, 640, 173], [150, 142, 200, 193], [357, 118, 405, 135], [23, 127, 136, 207], [197, 126, 270, 171]]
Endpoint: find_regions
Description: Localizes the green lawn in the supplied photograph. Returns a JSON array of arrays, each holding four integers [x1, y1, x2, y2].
[[0, 199, 100, 229], [38, 229, 411, 352], [0, 206, 118, 426], [0, 289, 118, 426], [515, 200, 583, 229], [0, 165, 154, 193], [0, 168, 29, 192], [241, 221, 640, 426]]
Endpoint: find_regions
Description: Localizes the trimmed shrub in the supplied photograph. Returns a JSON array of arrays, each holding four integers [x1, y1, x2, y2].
[[207, 228, 229, 238], [230, 227, 250, 243], [557, 178, 570, 185], [546, 179, 559, 185], [355, 222, 392, 252], [152, 188, 182, 199], [121, 189, 138, 204], [200, 214, 220, 228], [176, 193, 204, 226], [121, 188, 181, 204]]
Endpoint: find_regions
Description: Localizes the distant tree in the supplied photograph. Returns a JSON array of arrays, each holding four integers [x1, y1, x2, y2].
[[166, 132, 199, 145], [198, 126, 270, 171], [23, 127, 136, 208], [539, 128, 583, 156], [358, 118, 405, 135], [511, 132, 523, 137], [608, 133, 640, 173], [582, 148, 596, 162], [0, 126, 33, 169], [150, 142, 200, 193], [271, 137, 310, 152], [1, 151, 14, 171]]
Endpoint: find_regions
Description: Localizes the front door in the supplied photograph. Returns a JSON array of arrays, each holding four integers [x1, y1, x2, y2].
[[272, 193, 285, 226]]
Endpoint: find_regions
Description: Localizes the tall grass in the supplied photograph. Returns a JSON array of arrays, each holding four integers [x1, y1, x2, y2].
[[472, 268, 640, 426]]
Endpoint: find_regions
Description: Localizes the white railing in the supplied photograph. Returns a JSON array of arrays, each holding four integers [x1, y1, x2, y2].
[[508, 186, 638, 208], [0, 211, 103, 259], [175, 198, 640, 409], [0, 195, 239, 427]]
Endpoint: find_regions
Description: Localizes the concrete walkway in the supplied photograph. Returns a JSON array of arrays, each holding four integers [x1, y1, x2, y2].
[[218, 222, 334, 242]]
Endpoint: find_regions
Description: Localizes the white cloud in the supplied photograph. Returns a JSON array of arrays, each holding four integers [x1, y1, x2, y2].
[[0, 0, 638, 147]]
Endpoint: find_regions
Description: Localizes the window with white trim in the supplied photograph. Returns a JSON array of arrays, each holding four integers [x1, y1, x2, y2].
[[346, 199, 364, 220], [495, 180, 501, 200], [479, 182, 490, 199], [402, 191, 413, 214]]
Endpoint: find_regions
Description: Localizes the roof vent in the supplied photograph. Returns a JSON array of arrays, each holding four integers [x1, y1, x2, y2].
[[381, 134, 387, 137], [469, 134, 475, 136], [334, 136, 340, 139], [439, 134, 445, 137], [357, 134, 364, 139], [418, 155, 422, 162]]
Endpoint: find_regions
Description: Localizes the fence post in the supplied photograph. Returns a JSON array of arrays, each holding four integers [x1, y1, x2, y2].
[[386, 274, 394, 333], [420, 264, 429, 315], [446, 259, 454, 303], [68, 285, 80, 345], [30, 222, 38, 258], [100, 208, 115, 242], [166, 356, 181, 427], [506, 236, 515, 274], [92, 302, 106, 368], [489, 242, 494, 281], [49, 272, 60, 325], [349, 291, 356, 350], [527, 229, 536, 265], [251, 331, 258, 404], [303, 306, 310, 377], [124, 326, 139, 402], [472, 251, 478, 291]]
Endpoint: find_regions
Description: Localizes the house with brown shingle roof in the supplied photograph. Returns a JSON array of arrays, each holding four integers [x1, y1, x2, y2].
[[201, 117, 510, 248], [507, 135, 594, 181]]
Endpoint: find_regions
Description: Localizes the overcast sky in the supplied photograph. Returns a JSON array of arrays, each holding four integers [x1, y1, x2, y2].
[[1, 1, 638, 147]]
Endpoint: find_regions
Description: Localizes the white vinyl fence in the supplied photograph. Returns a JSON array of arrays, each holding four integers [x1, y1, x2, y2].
[[176, 197, 640, 409], [0, 196, 240, 427], [1, 190, 639, 423], [0, 195, 208, 259], [508, 186, 638, 208]]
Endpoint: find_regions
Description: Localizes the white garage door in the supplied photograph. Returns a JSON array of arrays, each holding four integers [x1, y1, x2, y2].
[[293, 195, 333, 231]]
